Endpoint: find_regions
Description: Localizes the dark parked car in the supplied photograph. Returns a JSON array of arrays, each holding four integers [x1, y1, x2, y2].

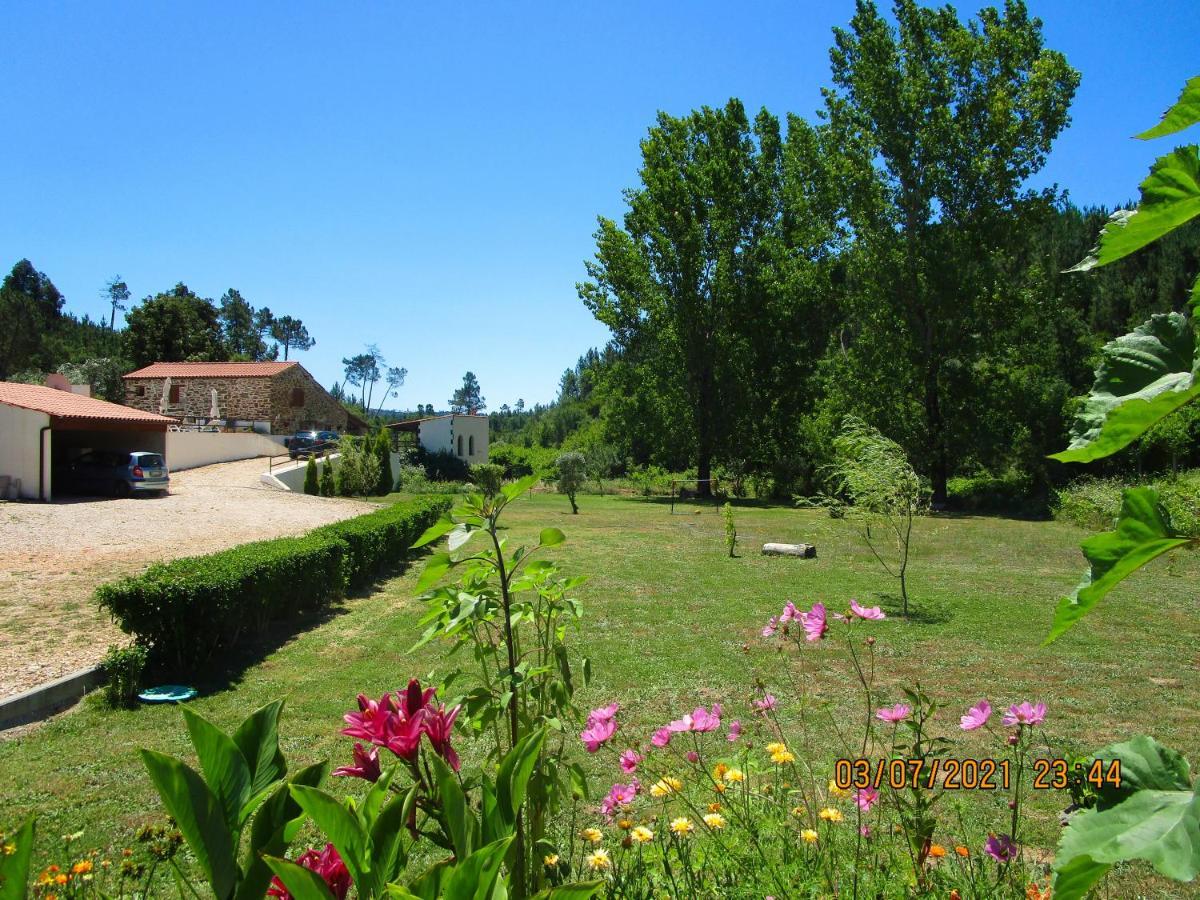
[[62, 450, 170, 497], [288, 430, 340, 459]]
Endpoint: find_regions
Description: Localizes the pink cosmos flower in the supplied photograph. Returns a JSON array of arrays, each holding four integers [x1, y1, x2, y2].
[[651, 727, 672, 748], [600, 781, 639, 819], [875, 704, 911, 724], [690, 705, 722, 732], [849, 599, 886, 620], [727, 720, 742, 742], [1002, 702, 1046, 728], [753, 694, 778, 714], [588, 703, 620, 725], [779, 601, 799, 624], [984, 833, 1018, 862], [619, 749, 642, 773], [855, 787, 879, 811], [581, 716, 617, 753], [761, 617, 778, 638], [959, 700, 992, 731], [800, 603, 828, 641], [332, 742, 382, 782], [268, 844, 351, 899]]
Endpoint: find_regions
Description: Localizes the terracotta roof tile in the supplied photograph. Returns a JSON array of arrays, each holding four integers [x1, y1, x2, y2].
[[0, 382, 176, 424], [123, 361, 298, 378]]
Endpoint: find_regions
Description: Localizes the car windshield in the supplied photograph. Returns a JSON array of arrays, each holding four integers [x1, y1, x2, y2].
[[135, 454, 164, 468]]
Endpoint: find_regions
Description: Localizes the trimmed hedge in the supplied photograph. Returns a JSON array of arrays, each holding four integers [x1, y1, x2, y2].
[[313, 495, 452, 589], [96, 496, 451, 675]]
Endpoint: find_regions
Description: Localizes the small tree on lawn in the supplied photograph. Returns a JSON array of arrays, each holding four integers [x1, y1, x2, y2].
[[723, 502, 737, 557], [471, 462, 505, 499], [827, 415, 927, 615], [556, 451, 586, 514], [303, 456, 319, 495], [319, 458, 335, 496]]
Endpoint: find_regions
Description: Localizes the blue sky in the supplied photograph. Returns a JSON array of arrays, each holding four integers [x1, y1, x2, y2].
[[2, 1, 1195, 409]]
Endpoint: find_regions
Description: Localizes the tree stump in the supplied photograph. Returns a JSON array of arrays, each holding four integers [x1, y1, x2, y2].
[[762, 542, 816, 558]]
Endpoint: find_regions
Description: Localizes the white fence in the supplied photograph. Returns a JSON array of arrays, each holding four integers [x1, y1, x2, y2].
[[166, 431, 287, 472]]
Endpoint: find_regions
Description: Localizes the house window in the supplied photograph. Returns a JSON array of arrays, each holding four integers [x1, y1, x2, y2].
[[290, 388, 305, 407], [457, 435, 464, 456], [468, 435, 474, 456], [136, 385, 145, 397], [169, 385, 180, 403]]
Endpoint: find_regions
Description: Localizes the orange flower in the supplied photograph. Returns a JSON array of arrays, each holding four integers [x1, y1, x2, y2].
[[955, 845, 970, 858], [1026, 884, 1052, 900], [55, 873, 69, 885], [928, 844, 947, 858], [708, 802, 722, 813], [950, 892, 962, 900], [72, 860, 94, 875]]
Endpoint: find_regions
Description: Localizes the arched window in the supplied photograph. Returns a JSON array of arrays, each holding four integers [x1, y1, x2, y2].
[[468, 435, 474, 456], [457, 434, 464, 456]]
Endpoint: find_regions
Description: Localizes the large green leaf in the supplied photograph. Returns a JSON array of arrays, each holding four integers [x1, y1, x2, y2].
[[411, 515, 456, 549], [430, 753, 476, 859], [1091, 735, 1193, 806], [369, 790, 414, 887], [538, 528, 566, 547], [1053, 788, 1200, 897], [140, 749, 239, 900], [415, 552, 453, 593], [1051, 312, 1200, 463], [441, 837, 513, 900], [183, 707, 252, 835], [1046, 488, 1192, 643], [496, 728, 548, 827], [289, 785, 372, 894], [1067, 147, 1200, 273], [1138, 76, 1200, 139], [530, 884, 606, 900], [263, 857, 338, 900], [0, 816, 34, 900], [237, 760, 329, 900], [233, 700, 288, 802]]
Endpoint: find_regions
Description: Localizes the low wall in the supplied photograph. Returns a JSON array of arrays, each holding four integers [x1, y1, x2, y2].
[[261, 451, 402, 493], [166, 431, 287, 472]]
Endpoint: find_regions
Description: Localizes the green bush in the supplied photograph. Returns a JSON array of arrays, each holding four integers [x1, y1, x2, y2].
[[946, 470, 1045, 516], [470, 462, 505, 497], [417, 447, 471, 481], [313, 495, 451, 589], [319, 457, 335, 496], [374, 430, 394, 495], [100, 644, 148, 708], [95, 497, 449, 675], [336, 436, 382, 496], [1053, 470, 1200, 535], [303, 456, 319, 495], [556, 451, 586, 513], [488, 442, 558, 479]]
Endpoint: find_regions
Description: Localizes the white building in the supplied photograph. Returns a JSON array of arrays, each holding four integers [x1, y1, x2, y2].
[[388, 414, 489, 465]]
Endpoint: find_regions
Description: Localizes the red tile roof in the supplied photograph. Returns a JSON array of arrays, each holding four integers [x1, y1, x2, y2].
[[123, 361, 298, 379], [0, 382, 176, 424]]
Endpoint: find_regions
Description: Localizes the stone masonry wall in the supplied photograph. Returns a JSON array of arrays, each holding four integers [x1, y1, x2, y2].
[[123, 367, 351, 434]]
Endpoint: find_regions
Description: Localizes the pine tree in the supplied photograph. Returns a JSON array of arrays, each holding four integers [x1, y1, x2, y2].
[[303, 456, 319, 495], [375, 430, 394, 495], [320, 459, 335, 496]]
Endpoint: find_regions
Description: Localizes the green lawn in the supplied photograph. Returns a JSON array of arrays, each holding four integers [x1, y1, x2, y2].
[[2, 491, 1197, 889]]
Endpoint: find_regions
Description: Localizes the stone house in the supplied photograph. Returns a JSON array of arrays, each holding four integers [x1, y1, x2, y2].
[[122, 361, 365, 434]]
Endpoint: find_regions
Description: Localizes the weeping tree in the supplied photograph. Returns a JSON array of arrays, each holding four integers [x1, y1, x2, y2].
[[827, 416, 928, 615]]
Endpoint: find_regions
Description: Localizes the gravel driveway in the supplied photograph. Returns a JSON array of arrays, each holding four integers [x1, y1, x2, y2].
[[0, 458, 375, 700]]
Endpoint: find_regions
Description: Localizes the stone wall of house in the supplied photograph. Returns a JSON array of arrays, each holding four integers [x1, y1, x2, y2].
[[268, 365, 350, 433], [123, 367, 351, 434], [124, 376, 275, 421]]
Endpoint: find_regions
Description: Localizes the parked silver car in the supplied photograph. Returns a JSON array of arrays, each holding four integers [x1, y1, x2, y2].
[[62, 450, 170, 497]]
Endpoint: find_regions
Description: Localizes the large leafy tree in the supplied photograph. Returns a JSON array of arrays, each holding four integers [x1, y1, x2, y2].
[[823, 0, 1079, 503], [124, 283, 228, 367], [579, 100, 793, 494], [0, 259, 65, 379]]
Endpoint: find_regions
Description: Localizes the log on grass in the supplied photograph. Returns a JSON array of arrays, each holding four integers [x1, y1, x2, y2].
[[761, 542, 816, 558]]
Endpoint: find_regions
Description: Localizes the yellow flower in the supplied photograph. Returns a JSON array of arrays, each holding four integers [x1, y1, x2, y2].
[[2, 843, 14, 856], [650, 776, 683, 797], [828, 780, 851, 799], [617, 818, 633, 831], [791, 805, 806, 817], [770, 750, 796, 764], [818, 807, 844, 823], [585, 848, 611, 870], [801, 828, 819, 844], [543, 854, 559, 867], [580, 827, 604, 844], [669, 817, 695, 836], [631, 825, 654, 844], [713, 782, 727, 794], [712, 762, 729, 781], [72, 860, 93, 875], [703, 813, 727, 830], [722, 768, 745, 783], [765, 742, 787, 755]]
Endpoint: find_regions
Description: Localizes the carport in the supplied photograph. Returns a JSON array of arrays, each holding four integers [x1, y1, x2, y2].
[[0, 382, 175, 500]]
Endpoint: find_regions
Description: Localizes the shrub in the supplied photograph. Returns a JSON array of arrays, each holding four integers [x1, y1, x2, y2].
[[95, 498, 448, 675], [946, 470, 1045, 516], [723, 501, 737, 557], [488, 442, 558, 479], [100, 644, 148, 708], [1052, 470, 1200, 536], [394, 463, 429, 492], [335, 436, 382, 496], [417, 446, 471, 481], [313, 495, 451, 589], [303, 456, 319, 495], [374, 430, 394, 495], [555, 451, 586, 513], [470, 462, 505, 497], [319, 457, 335, 496]]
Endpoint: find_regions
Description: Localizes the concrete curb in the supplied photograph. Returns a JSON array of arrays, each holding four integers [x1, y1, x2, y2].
[[0, 665, 104, 730]]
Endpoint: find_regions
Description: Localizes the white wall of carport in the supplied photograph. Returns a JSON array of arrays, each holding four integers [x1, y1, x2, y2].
[[0, 403, 50, 500], [417, 416, 452, 454], [165, 431, 287, 472]]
